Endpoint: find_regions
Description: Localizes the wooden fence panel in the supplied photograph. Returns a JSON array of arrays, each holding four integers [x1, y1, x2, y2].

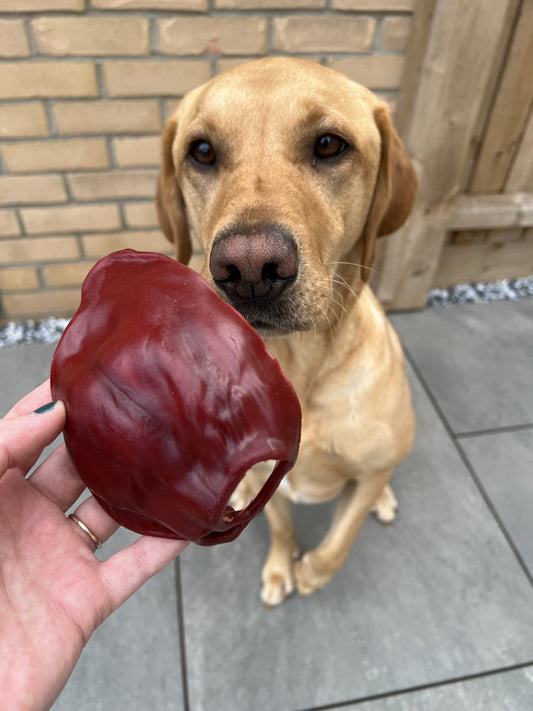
[[376, 0, 532, 308]]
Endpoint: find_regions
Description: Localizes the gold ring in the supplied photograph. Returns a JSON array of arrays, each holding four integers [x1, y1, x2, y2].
[[68, 513, 102, 550]]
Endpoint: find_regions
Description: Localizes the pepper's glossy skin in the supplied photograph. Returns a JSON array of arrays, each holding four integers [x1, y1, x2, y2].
[[51, 249, 301, 545]]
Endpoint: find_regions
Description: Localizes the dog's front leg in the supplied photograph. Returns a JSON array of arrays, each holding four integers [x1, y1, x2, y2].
[[232, 465, 299, 607], [261, 492, 299, 607], [295, 468, 393, 596]]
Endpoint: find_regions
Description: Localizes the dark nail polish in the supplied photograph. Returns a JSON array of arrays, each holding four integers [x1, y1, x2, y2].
[[32, 401, 58, 415]]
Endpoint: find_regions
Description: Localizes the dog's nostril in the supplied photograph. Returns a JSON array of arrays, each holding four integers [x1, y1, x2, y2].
[[262, 263, 280, 284], [220, 263, 240, 286]]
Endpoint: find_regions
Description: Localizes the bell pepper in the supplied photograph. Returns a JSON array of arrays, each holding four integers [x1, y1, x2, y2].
[[51, 249, 301, 545]]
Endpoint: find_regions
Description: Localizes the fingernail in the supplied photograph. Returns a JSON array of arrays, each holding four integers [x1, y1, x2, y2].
[[32, 401, 58, 415]]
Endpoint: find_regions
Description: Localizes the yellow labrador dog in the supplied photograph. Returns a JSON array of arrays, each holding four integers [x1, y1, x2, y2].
[[156, 57, 417, 606]]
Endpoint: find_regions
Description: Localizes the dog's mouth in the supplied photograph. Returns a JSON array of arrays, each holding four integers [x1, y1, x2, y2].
[[221, 296, 315, 337], [249, 320, 294, 337]]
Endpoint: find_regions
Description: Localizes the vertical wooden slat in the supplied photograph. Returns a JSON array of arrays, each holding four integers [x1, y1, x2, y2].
[[374, 0, 435, 304], [393, 0, 437, 137], [468, 0, 533, 195], [377, 0, 522, 309]]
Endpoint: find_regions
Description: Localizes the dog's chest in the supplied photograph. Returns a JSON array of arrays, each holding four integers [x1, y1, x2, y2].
[[277, 474, 319, 503]]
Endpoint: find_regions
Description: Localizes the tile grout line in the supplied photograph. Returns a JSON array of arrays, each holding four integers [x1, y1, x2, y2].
[[453, 439, 533, 587], [292, 660, 533, 711], [456, 422, 533, 439], [403, 347, 533, 588], [174, 558, 191, 711]]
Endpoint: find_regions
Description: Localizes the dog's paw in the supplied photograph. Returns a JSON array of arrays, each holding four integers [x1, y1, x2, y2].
[[371, 484, 398, 524], [294, 552, 334, 597], [260, 545, 299, 608], [261, 571, 294, 608]]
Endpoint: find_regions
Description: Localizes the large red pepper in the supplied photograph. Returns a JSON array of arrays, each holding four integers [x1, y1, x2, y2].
[[51, 249, 301, 545]]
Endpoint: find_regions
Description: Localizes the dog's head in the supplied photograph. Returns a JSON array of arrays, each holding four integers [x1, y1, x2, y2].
[[157, 57, 416, 337]]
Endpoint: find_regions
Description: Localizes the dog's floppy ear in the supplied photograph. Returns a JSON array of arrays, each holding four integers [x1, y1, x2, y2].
[[360, 104, 417, 281], [156, 117, 192, 265]]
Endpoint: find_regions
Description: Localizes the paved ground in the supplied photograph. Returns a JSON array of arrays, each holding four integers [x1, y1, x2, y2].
[[1, 298, 532, 711]]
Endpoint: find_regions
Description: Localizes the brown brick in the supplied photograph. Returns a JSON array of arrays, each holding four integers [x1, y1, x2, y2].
[[381, 16, 412, 52], [0, 20, 30, 58], [68, 170, 158, 201], [0, 0, 84, 9], [217, 0, 323, 6], [0, 104, 49, 138], [216, 58, 259, 75], [114, 136, 161, 168], [44, 261, 96, 287], [332, 0, 413, 8], [0, 62, 98, 100], [3, 289, 81, 319], [217, 55, 321, 76], [33, 17, 150, 57], [21, 205, 121, 235], [83, 230, 171, 258], [273, 16, 376, 53], [0, 236, 80, 265], [159, 17, 267, 56], [0, 210, 20, 237], [0, 176, 67, 206], [328, 55, 405, 90], [53, 100, 161, 135], [3, 139, 109, 173], [163, 99, 182, 119], [103, 60, 211, 98], [0, 267, 39, 292], [124, 201, 159, 228], [93, 0, 207, 9]]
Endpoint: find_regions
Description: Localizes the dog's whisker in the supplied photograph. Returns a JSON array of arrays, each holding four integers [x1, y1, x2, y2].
[[330, 294, 350, 322], [330, 269, 359, 289], [331, 274, 360, 304], [329, 282, 351, 313], [314, 300, 336, 339], [327, 260, 383, 279], [331, 272, 356, 292], [329, 294, 352, 329]]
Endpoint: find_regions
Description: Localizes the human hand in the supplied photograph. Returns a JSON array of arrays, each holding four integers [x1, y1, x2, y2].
[[0, 381, 188, 711]]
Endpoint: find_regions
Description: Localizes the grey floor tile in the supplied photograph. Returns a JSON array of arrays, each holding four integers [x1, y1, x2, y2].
[[332, 666, 533, 711], [178, 367, 533, 711], [460, 428, 533, 577], [0, 343, 61, 468], [0, 342, 56, 414], [52, 528, 184, 711], [390, 300, 533, 434]]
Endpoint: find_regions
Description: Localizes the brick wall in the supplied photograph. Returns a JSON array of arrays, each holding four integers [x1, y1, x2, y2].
[[0, 0, 413, 322]]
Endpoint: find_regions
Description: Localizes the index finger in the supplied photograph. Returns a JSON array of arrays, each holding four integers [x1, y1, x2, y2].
[[0, 400, 66, 477], [4, 380, 53, 419], [102, 537, 189, 614]]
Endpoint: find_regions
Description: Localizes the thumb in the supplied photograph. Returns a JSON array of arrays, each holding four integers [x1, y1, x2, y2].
[[0, 401, 66, 479]]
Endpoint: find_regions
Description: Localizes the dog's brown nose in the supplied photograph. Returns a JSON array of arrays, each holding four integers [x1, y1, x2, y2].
[[209, 229, 298, 303]]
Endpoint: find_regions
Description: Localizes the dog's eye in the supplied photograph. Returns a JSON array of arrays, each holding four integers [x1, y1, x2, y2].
[[314, 134, 348, 160], [189, 139, 216, 166]]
